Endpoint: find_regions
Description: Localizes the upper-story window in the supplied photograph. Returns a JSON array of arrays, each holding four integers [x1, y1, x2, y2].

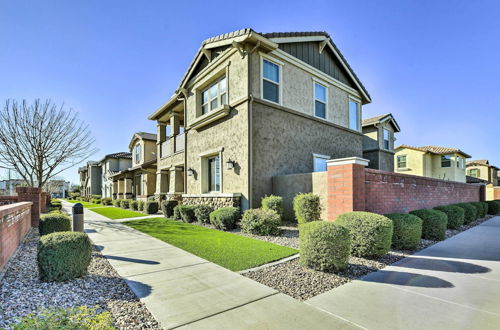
[[201, 76, 227, 115], [313, 154, 329, 172], [314, 83, 327, 119], [397, 155, 407, 169], [441, 155, 451, 168], [134, 143, 141, 164], [457, 157, 465, 168], [469, 168, 479, 177], [383, 128, 391, 150], [348, 99, 360, 131], [262, 59, 280, 104]]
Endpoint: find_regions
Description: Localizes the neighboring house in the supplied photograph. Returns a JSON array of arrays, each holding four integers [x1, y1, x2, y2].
[[394, 145, 471, 182], [99, 152, 132, 198], [78, 161, 102, 197], [44, 180, 70, 198], [110, 132, 157, 200], [148, 29, 371, 210], [361, 113, 400, 172], [0, 179, 27, 195], [466, 160, 499, 186]]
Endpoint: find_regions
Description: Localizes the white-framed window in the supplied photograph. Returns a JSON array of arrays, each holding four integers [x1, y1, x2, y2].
[[207, 155, 221, 192], [383, 128, 391, 150], [201, 76, 227, 115], [397, 155, 407, 168], [457, 157, 465, 169], [134, 143, 141, 164], [314, 82, 327, 119], [261, 58, 281, 104], [441, 155, 451, 168], [348, 99, 360, 131], [469, 168, 479, 177], [313, 154, 330, 172]]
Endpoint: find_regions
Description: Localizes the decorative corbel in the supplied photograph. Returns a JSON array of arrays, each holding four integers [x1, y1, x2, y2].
[[250, 41, 261, 54], [319, 39, 328, 54], [232, 41, 247, 58], [201, 47, 212, 62]]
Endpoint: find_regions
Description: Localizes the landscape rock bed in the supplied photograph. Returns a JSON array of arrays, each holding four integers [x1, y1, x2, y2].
[[0, 229, 159, 329]]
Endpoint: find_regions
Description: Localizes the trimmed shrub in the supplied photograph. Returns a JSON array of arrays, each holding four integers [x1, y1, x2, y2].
[[409, 209, 448, 241], [261, 195, 284, 220], [137, 200, 145, 212], [453, 203, 477, 224], [433, 205, 465, 229], [37, 232, 92, 282], [120, 199, 130, 209], [470, 202, 485, 218], [90, 199, 100, 204], [39, 214, 71, 236], [112, 199, 121, 207], [209, 207, 240, 230], [194, 204, 213, 223], [130, 200, 138, 211], [293, 193, 321, 224], [91, 194, 101, 200], [336, 212, 393, 257], [481, 202, 489, 217], [299, 221, 351, 272], [145, 201, 159, 214], [173, 205, 181, 220], [384, 213, 422, 250], [178, 205, 197, 223], [487, 200, 500, 215], [161, 200, 178, 218], [241, 208, 282, 236], [101, 197, 112, 206]]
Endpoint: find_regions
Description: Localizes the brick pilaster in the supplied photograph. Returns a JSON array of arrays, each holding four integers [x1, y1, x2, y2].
[[16, 187, 41, 227]]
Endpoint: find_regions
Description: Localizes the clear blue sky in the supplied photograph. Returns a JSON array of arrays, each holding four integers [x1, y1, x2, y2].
[[1, 0, 499, 184]]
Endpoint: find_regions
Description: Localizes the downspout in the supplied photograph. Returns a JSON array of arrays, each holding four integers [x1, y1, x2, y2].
[[248, 48, 253, 209], [179, 89, 188, 196]]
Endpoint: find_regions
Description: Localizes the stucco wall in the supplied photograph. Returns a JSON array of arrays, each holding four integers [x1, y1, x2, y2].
[[362, 126, 378, 150], [467, 165, 498, 185], [272, 172, 327, 222], [251, 100, 363, 207]]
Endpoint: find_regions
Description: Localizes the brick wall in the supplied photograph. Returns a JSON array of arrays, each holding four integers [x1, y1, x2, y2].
[[0, 202, 32, 270], [494, 187, 500, 200], [16, 187, 41, 227], [0, 196, 19, 206]]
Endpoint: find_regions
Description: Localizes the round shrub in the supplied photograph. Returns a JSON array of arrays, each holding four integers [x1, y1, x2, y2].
[[173, 205, 181, 220], [336, 212, 393, 257], [453, 203, 477, 224], [470, 202, 485, 219], [299, 221, 351, 272], [37, 232, 92, 282], [293, 193, 321, 224], [130, 200, 138, 211], [487, 200, 500, 215], [209, 207, 240, 230], [409, 209, 447, 241], [101, 198, 112, 206], [433, 205, 464, 229], [178, 205, 197, 223], [481, 202, 489, 217], [137, 200, 145, 212], [261, 195, 284, 220], [241, 209, 281, 236], [161, 200, 179, 218], [112, 199, 121, 207], [39, 214, 71, 236], [145, 201, 159, 214], [194, 204, 214, 223], [120, 199, 131, 209], [384, 213, 422, 250]]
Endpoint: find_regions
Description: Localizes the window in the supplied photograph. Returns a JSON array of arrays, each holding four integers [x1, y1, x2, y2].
[[469, 168, 480, 177], [313, 154, 330, 172], [441, 155, 451, 168], [349, 100, 360, 130], [314, 83, 327, 119], [134, 143, 141, 164], [201, 76, 227, 115], [383, 129, 391, 150], [262, 59, 280, 103], [208, 155, 221, 192], [397, 155, 407, 169]]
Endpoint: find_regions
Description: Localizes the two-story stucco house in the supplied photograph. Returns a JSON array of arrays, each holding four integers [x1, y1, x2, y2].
[[78, 161, 102, 197], [394, 145, 471, 182], [110, 132, 157, 200], [148, 29, 371, 211], [466, 160, 499, 186], [362, 113, 400, 172], [99, 152, 132, 198]]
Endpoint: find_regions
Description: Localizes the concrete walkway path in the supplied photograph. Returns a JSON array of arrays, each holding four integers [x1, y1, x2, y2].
[[307, 216, 500, 330], [61, 201, 360, 329]]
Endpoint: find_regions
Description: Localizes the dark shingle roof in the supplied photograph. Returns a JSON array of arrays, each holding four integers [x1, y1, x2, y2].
[[106, 152, 132, 159], [260, 31, 330, 38], [396, 145, 471, 158], [362, 113, 392, 126], [467, 159, 499, 170], [136, 132, 157, 141]]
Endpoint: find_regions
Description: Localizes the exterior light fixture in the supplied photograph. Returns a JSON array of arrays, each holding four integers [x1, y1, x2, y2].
[[226, 159, 234, 170], [187, 168, 194, 176]]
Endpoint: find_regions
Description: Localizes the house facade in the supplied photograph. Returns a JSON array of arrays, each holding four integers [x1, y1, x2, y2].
[[394, 145, 470, 183], [362, 113, 400, 172], [466, 160, 499, 186], [110, 132, 157, 201], [148, 29, 371, 210], [99, 152, 132, 198], [78, 161, 102, 197]]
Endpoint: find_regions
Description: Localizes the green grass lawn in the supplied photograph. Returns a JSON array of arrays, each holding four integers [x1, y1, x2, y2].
[[124, 217, 298, 271], [91, 207, 147, 219], [64, 199, 102, 208]]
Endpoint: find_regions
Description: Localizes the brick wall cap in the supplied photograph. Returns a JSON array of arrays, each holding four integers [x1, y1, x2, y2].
[[327, 157, 369, 167], [182, 193, 242, 198], [0, 202, 33, 218]]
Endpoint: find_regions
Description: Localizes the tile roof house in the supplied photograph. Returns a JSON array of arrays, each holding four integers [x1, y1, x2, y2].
[[362, 113, 400, 172], [99, 152, 132, 199], [394, 144, 471, 182], [148, 28, 371, 211], [78, 161, 102, 197], [466, 159, 499, 186]]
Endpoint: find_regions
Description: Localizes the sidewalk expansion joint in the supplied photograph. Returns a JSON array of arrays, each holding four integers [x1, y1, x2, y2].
[[125, 261, 211, 278]]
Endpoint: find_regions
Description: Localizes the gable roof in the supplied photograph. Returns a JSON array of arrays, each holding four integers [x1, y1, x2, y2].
[[362, 113, 401, 132], [396, 144, 471, 158], [467, 159, 499, 170], [99, 152, 132, 164]]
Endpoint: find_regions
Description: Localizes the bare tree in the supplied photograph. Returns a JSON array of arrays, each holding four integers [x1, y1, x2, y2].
[[0, 99, 97, 188]]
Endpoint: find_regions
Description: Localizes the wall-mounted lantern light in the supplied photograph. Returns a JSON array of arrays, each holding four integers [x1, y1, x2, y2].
[[187, 168, 195, 176], [226, 159, 235, 170]]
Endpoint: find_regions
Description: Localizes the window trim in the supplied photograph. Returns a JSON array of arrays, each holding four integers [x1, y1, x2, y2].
[[397, 155, 407, 169], [441, 155, 452, 168], [383, 128, 391, 150], [469, 168, 480, 178], [313, 153, 330, 172], [260, 55, 283, 105], [313, 80, 328, 120], [199, 147, 224, 194], [134, 143, 141, 164], [207, 155, 221, 193], [200, 75, 227, 115], [348, 97, 361, 131]]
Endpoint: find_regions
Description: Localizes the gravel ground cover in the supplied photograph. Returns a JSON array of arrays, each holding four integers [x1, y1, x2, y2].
[[242, 215, 495, 301], [0, 229, 159, 329]]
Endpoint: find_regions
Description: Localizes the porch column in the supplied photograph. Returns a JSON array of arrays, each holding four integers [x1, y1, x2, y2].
[[117, 179, 124, 199], [112, 180, 118, 199], [155, 170, 169, 196], [169, 166, 184, 194], [124, 177, 133, 198], [327, 157, 369, 221], [157, 122, 167, 158], [170, 114, 179, 154]]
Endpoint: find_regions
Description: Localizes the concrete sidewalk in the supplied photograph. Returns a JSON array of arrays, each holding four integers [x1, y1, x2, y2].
[[307, 216, 500, 330], [61, 201, 360, 329]]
